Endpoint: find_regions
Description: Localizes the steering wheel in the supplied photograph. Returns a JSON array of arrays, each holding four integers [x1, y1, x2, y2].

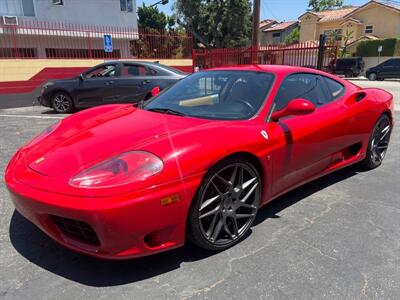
[[232, 99, 255, 115]]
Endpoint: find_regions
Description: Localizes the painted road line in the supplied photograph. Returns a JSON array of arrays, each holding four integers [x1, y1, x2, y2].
[[0, 114, 64, 119]]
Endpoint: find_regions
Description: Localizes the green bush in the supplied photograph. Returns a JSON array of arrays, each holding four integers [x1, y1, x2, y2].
[[356, 38, 400, 57]]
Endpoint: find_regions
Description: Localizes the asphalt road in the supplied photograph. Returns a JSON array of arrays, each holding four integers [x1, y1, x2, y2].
[[0, 88, 40, 110], [0, 81, 399, 300]]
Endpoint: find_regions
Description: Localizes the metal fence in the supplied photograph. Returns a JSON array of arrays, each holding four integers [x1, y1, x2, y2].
[[193, 42, 339, 71], [0, 19, 193, 59]]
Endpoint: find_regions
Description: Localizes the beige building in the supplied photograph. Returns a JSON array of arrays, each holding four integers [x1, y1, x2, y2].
[[261, 21, 299, 45], [299, 0, 400, 48], [259, 19, 299, 45]]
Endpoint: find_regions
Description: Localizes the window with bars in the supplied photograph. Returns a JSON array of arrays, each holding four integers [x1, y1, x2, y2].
[[0, 0, 35, 16], [120, 0, 133, 12]]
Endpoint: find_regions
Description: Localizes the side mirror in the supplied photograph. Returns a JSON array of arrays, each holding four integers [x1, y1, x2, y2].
[[79, 74, 85, 81], [150, 86, 160, 97], [271, 98, 316, 122]]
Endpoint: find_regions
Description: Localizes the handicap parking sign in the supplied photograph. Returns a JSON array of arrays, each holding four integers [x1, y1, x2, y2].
[[103, 34, 113, 53]]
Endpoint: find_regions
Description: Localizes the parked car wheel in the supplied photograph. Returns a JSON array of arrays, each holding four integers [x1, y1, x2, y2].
[[360, 114, 392, 170], [345, 71, 354, 78], [368, 72, 377, 81], [51, 92, 74, 114], [187, 157, 261, 251]]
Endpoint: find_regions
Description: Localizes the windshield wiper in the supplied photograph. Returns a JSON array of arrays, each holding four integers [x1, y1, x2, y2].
[[147, 107, 186, 116]]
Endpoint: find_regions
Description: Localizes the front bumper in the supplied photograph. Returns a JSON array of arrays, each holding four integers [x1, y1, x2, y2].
[[36, 95, 52, 108], [6, 172, 203, 260]]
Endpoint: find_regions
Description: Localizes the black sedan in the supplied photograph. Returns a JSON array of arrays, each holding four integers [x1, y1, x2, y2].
[[366, 58, 400, 81], [37, 61, 187, 113]]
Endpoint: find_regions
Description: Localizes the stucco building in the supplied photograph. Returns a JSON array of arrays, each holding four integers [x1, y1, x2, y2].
[[0, 0, 138, 58], [299, 0, 400, 48], [259, 19, 299, 45]]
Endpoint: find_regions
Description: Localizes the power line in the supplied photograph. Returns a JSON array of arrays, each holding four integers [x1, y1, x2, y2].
[[261, 0, 279, 20]]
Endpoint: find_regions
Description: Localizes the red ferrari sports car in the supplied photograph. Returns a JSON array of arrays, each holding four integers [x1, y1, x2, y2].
[[5, 65, 394, 259]]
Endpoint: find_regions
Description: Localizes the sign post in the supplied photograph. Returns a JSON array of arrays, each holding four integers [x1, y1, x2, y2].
[[103, 34, 113, 53], [377, 45, 383, 64]]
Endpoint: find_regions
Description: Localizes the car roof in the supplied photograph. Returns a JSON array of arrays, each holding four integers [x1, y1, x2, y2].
[[208, 64, 329, 76], [103, 60, 157, 65], [101, 60, 185, 75], [337, 57, 362, 60], [103, 60, 178, 68]]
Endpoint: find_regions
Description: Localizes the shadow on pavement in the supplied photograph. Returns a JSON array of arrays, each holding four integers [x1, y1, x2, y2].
[[254, 164, 360, 224], [9, 164, 360, 287]]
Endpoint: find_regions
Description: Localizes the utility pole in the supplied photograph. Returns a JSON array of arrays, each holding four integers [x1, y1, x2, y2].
[[252, 0, 260, 46]]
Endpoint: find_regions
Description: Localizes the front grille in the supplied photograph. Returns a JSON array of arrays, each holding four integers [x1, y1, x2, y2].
[[51, 215, 101, 246]]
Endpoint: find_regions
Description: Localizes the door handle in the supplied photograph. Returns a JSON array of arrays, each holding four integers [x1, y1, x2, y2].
[[104, 80, 114, 85]]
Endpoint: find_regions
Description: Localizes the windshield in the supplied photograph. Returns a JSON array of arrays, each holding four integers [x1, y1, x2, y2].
[[144, 70, 274, 120]]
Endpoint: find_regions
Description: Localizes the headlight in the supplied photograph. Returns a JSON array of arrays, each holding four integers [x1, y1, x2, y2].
[[43, 82, 55, 88], [69, 151, 163, 188], [41, 82, 54, 94]]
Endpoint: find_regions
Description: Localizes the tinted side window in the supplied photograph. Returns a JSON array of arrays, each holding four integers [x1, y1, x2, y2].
[[387, 59, 400, 67], [323, 76, 345, 100], [120, 65, 156, 77], [85, 65, 116, 78], [274, 73, 330, 111], [383, 60, 396, 67]]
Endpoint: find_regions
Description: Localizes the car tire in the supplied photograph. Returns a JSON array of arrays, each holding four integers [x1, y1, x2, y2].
[[368, 73, 377, 81], [360, 114, 392, 170], [187, 157, 261, 251], [51, 92, 74, 114]]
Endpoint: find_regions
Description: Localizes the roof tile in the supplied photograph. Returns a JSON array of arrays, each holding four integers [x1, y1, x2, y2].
[[315, 7, 357, 22], [263, 21, 298, 32]]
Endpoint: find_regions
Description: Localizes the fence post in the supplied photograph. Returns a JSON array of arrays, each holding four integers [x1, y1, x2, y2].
[[87, 28, 93, 59], [317, 34, 326, 70], [192, 49, 196, 72], [11, 26, 20, 58]]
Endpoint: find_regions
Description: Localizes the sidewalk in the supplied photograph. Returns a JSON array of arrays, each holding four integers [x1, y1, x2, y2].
[[343, 76, 400, 82]]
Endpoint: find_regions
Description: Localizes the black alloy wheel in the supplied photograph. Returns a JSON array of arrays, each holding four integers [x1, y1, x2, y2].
[[51, 92, 74, 113], [361, 114, 392, 169], [188, 158, 261, 251]]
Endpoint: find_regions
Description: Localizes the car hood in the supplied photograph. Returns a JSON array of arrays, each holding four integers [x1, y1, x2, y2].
[[45, 78, 77, 86], [24, 105, 213, 176]]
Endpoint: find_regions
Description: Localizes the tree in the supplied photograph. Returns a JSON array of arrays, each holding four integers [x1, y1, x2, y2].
[[137, 4, 167, 31], [167, 15, 176, 31], [308, 0, 343, 12], [133, 6, 189, 59], [174, 0, 252, 48], [340, 29, 354, 57], [325, 29, 340, 45], [284, 27, 300, 45]]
